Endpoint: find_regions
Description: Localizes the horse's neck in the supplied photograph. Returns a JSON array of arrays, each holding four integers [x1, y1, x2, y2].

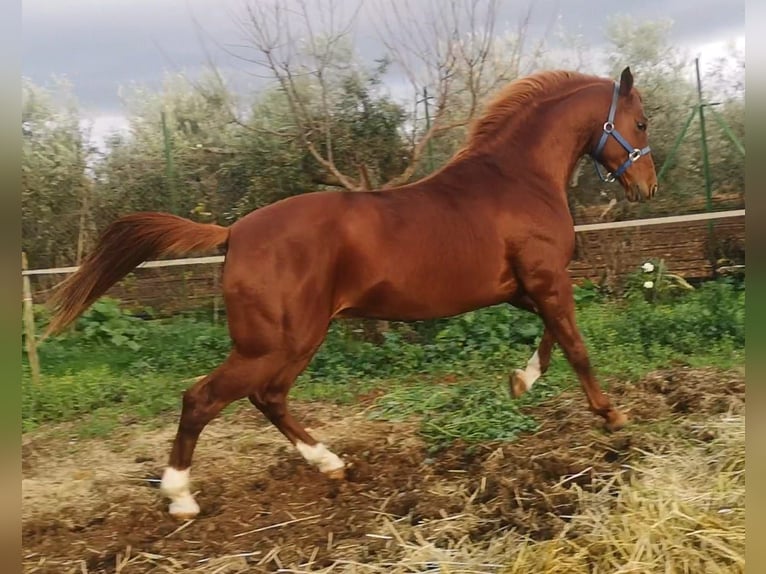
[[513, 106, 595, 191], [429, 123, 591, 200], [494, 85, 602, 191], [414, 85, 601, 199]]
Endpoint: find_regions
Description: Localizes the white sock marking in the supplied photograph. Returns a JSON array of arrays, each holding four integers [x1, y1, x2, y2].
[[517, 350, 542, 391], [526, 350, 541, 384], [295, 441, 344, 473], [160, 467, 190, 496], [160, 467, 200, 517]]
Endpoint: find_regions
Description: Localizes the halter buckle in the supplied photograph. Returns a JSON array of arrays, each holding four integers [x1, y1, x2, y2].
[[629, 148, 642, 161], [603, 122, 614, 133]]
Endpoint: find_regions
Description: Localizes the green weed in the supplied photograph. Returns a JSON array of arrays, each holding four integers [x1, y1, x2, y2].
[[22, 279, 745, 446]]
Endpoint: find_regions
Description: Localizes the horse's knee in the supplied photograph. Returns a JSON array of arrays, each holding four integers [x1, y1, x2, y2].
[[180, 385, 219, 430], [182, 387, 203, 414]]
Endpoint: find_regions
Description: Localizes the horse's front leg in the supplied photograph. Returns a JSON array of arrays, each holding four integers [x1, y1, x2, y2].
[[510, 327, 555, 398], [507, 295, 555, 398], [522, 271, 627, 432]]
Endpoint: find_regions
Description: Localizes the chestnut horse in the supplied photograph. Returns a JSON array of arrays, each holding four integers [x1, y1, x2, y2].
[[46, 67, 657, 519]]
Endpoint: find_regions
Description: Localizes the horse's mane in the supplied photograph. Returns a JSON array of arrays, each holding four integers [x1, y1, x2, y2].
[[451, 70, 605, 161]]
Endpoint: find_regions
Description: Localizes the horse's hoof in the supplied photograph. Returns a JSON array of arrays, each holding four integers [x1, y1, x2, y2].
[[324, 467, 346, 480], [509, 369, 528, 398], [169, 498, 200, 520], [169, 510, 199, 520], [604, 410, 629, 432]]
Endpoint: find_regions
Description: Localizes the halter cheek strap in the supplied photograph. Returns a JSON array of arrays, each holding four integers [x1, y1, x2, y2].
[[591, 82, 652, 183]]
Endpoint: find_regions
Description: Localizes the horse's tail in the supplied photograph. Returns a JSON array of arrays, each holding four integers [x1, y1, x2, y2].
[[45, 212, 230, 337]]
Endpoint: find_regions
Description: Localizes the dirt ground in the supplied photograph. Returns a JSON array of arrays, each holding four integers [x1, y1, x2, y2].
[[21, 366, 745, 573]]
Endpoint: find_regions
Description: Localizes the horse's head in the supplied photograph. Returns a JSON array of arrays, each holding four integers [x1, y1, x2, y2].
[[591, 67, 658, 202]]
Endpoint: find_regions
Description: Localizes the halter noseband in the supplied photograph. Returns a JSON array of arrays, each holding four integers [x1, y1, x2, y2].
[[591, 81, 651, 183]]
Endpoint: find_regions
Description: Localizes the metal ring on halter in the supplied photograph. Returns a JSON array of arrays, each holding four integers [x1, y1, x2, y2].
[[629, 148, 642, 161], [604, 172, 616, 183], [603, 122, 614, 133]]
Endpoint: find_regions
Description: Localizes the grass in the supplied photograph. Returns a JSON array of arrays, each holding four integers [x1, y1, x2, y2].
[[22, 278, 745, 443]]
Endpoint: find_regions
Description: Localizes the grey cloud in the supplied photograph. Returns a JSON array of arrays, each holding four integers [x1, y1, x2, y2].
[[22, 0, 744, 113]]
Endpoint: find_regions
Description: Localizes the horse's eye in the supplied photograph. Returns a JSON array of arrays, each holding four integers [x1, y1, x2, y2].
[[637, 121, 647, 132]]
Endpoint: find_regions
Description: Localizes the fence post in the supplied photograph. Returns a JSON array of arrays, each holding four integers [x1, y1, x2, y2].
[[22, 252, 41, 386], [695, 57, 714, 226]]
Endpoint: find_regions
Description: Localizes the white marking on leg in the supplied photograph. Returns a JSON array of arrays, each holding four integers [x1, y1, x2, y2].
[[525, 350, 542, 388], [160, 467, 200, 517], [516, 350, 542, 392], [295, 441, 344, 474]]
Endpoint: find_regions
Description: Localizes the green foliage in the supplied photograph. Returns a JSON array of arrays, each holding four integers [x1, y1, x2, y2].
[[623, 259, 695, 303], [23, 280, 744, 447], [23, 311, 232, 433], [309, 63, 409, 187], [372, 381, 539, 452], [22, 78, 92, 268], [305, 306, 541, 382], [72, 298, 148, 350], [93, 73, 242, 223], [584, 281, 744, 360], [573, 280, 605, 305], [21, 365, 192, 434]]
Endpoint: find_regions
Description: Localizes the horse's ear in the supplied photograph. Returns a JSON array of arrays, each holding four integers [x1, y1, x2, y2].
[[619, 66, 633, 97]]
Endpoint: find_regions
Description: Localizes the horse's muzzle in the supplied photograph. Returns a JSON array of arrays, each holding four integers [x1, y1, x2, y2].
[[627, 181, 658, 202]]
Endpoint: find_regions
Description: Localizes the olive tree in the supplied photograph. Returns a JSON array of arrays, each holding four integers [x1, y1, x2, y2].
[[22, 78, 92, 267]]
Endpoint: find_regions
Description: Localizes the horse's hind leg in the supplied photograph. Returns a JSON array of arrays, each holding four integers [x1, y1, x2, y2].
[[248, 356, 346, 479], [160, 351, 281, 519]]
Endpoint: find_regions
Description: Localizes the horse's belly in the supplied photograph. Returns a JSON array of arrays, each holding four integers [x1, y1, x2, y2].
[[336, 272, 517, 321]]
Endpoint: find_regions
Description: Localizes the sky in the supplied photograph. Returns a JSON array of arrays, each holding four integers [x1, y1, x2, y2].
[[22, 0, 745, 149]]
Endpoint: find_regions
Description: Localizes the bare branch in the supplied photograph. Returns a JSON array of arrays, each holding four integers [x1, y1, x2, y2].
[[311, 172, 349, 188], [199, 0, 546, 190], [168, 2, 303, 139], [382, 119, 468, 188], [307, 141, 360, 190], [375, 0, 528, 186], [357, 163, 373, 190], [227, 0, 365, 190]]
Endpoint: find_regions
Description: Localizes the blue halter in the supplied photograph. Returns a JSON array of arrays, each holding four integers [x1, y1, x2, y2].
[[591, 81, 652, 183]]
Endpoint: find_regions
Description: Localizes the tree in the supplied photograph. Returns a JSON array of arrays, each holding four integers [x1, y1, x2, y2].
[[221, 0, 387, 190], [92, 73, 246, 225], [220, 0, 546, 190], [368, 0, 552, 185], [22, 78, 92, 268]]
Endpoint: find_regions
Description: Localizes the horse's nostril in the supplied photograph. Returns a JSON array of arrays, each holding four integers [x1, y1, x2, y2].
[[650, 184, 658, 197]]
